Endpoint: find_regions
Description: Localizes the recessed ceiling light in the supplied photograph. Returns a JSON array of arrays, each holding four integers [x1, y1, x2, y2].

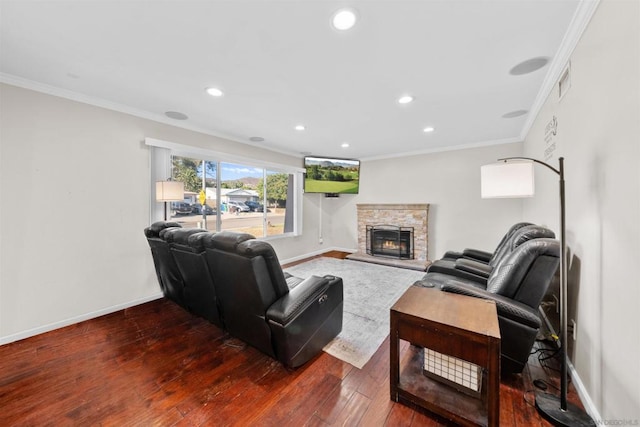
[[423, 126, 435, 133], [398, 95, 414, 104], [206, 87, 224, 97], [332, 8, 357, 31], [502, 110, 528, 118], [341, 143, 350, 148], [509, 57, 549, 76], [295, 125, 306, 131], [165, 111, 189, 120], [249, 136, 265, 142]]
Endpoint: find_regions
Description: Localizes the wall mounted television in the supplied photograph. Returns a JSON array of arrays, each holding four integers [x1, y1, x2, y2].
[[304, 156, 360, 195]]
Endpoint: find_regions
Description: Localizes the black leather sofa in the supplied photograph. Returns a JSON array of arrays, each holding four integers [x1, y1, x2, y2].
[[144, 222, 343, 368], [439, 222, 533, 262], [416, 238, 560, 373], [144, 221, 190, 306]]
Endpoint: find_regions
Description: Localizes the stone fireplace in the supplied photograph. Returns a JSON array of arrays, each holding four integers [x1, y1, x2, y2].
[[347, 203, 430, 270]]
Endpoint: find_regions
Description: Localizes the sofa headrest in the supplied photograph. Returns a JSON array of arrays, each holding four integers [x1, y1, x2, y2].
[[188, 232, 210, 252], [489, 224, 555, 267], [205, 230, 256, 252], [144, 221, 182, 238], [163, 228, 207, 245], [237, 239, 278, 258], [510, 225, 556, 250], [487, 238, 560, 297]]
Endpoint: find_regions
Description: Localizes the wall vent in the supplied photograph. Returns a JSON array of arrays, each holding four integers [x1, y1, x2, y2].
[[558, 62, 572, 100]]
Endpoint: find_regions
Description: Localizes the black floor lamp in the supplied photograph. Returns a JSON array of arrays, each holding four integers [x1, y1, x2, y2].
[[481, 156, 595, 427]]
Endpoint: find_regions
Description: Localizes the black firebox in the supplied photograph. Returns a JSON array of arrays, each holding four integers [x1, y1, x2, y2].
[[366, 225, 414, 260]]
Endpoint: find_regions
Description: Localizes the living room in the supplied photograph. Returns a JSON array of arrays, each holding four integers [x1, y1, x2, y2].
[[1, 0, 638, 425]]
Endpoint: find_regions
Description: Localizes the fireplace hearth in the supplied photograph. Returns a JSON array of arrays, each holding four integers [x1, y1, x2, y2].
[[367, 225, 414, 260]]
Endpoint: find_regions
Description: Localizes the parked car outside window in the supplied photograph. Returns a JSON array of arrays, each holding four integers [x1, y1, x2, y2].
[[227, 201, 250, 213], [171, 202, 192, 215], [192, 203, 217, 215], [244, 201, 265, 212]]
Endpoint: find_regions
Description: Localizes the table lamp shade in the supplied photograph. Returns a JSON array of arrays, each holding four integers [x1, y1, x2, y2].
[[156, 181, 184, 202], [481, 161, 535, 198]]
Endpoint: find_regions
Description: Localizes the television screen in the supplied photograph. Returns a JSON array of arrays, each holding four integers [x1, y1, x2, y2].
[[304, 156, 360, 194]]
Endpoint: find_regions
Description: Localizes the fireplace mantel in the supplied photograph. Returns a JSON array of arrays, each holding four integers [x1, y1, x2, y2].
[[357, 203, 429, 211]]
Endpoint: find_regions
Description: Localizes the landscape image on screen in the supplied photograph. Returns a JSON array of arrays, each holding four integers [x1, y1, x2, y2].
[[304, 156, 360, 194]]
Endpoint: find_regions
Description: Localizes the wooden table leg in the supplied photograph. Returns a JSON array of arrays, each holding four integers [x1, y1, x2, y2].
[[487, 338, 501, 427], [390, 314, 399, 402]]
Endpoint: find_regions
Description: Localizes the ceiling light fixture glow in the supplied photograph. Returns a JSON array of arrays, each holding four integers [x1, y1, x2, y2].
[[332, 8, 357, 31], [206, 87, 224, 97], [423, 126, 435, 133], [341, 143, 350, 148], [398, 95, 414, 104], [295, 125, 306, 131]]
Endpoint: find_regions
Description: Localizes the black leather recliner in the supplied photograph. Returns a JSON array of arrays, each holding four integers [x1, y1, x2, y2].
[[426, 225, 555, 285], [162, 227, 224, 328], [201, 231, 343, 368], [416, 238, 560, 373], [144, 221, 188, 306]]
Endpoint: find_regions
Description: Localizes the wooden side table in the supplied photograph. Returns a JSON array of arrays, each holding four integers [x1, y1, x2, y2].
[[390, 286, 501, 427]]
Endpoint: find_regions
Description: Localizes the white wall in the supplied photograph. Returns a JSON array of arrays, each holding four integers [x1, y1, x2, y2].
[[0, 83, 325, 342], [521, 0, 640, 419], [0, 81, 530, 344], [327, 143, 527, 261]]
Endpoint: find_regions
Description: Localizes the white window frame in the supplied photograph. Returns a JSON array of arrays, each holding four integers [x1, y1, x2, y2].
[[146, 137, 304, 239]]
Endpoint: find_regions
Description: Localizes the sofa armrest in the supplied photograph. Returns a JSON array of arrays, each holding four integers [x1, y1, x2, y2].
[[462, 248, 492, 263], [440, 281, 541, 329], [266, 275, 338, 325], [455, 258, 492, 278], [442, 250, 463, 260]]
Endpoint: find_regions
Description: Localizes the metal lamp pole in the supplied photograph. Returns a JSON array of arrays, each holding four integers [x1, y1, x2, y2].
[[499, 157, 594, 426]]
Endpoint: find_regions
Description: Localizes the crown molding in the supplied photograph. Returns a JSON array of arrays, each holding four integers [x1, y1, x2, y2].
[[0, 73, 301, 159], [360, 136, 523, 162]]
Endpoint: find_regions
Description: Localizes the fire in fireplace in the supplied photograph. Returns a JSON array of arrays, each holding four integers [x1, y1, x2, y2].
[[366, 225, 414, 259]]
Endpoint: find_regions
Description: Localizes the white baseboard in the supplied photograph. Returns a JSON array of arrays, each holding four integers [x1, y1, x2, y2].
[[0, 292, 164, 346], [567, 358, 601, 422]]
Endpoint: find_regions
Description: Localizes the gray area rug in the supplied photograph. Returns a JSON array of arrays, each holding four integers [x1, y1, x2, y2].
[[284, 258, 426, 369]]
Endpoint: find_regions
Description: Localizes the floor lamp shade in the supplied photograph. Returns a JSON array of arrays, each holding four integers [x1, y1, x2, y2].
[[481, 161, 535, 198], [156, 181, 184, 221], [156, 181, 184, 202]]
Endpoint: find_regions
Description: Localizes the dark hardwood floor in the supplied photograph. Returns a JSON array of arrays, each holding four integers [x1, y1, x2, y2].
[[0, 254, 583, 426]]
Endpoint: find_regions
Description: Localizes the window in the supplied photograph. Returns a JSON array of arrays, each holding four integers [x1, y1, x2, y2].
[[147, 138, 302, 239], [169, 155, 217, 231]]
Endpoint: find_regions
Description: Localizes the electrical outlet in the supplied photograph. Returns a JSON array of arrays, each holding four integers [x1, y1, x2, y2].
[[570, 319, 577, 340]]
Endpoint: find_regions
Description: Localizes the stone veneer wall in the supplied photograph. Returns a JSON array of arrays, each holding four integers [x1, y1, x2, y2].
[[356, 204, 430, 261]]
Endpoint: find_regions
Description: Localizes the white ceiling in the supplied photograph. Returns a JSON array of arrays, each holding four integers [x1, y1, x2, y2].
[[0, 0, 585, 160]]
